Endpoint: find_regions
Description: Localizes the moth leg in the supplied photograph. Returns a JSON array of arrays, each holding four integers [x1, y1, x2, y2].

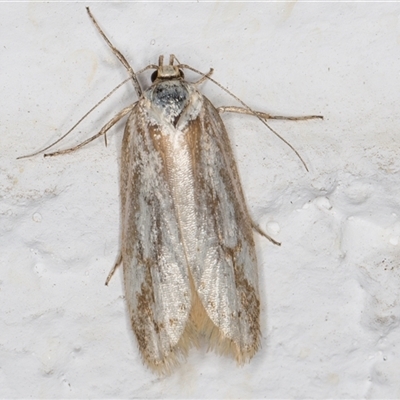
[[105, 253, 122, 286], [44, 105, 134, 157], [217, 106, 323, 121], [251, 221, 281, 246]]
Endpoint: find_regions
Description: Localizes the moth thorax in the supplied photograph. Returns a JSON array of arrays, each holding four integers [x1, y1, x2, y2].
[[150, 80, 190, 123]]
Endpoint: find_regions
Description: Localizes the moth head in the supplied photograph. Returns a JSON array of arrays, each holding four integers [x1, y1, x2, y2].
[[151, 55, 184, 82]]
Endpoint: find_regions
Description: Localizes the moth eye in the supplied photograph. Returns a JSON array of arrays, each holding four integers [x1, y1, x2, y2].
[[179, 69, 184, 79], [151, 70, 158, 82]]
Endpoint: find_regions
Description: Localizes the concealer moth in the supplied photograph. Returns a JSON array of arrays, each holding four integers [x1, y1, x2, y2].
[[21, 8, 322, 375]]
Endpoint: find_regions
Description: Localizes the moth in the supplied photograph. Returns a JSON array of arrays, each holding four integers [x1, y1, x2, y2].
[[21, 8, 322, 375]]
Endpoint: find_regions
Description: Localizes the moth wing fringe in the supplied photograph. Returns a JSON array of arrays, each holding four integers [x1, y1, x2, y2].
[[145, 280, 259, 375], [138, 317, 200, 376], [189, 282, 259, 365]]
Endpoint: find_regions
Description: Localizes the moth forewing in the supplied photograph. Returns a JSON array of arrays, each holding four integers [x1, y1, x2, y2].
[[120, 102, 193, 372], [188, 98, 261, 361]]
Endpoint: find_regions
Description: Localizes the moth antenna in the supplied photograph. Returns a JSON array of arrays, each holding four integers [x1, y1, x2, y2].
[[19, 8, 158, 161], [179, 63, 312, 172], [17, 78, 131, 159], [86, 7, 143, 98]]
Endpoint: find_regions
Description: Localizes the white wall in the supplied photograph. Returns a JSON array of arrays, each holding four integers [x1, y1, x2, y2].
[[2, 3, 400, 398]]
